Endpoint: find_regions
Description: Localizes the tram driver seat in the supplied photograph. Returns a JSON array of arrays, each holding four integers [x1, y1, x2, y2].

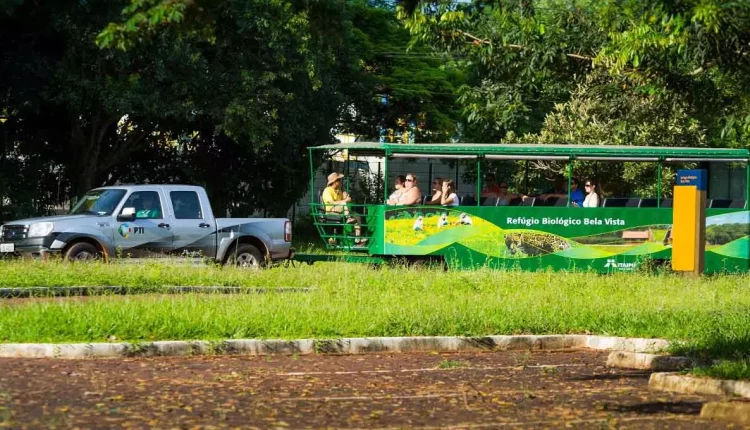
[[315, 191, 343, 242]]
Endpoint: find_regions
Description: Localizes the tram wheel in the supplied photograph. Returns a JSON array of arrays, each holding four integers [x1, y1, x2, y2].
[[406, 256, 447, 271]]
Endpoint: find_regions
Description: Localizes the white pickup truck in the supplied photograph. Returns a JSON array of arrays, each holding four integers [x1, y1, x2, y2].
[[0, 185, 294, 267]]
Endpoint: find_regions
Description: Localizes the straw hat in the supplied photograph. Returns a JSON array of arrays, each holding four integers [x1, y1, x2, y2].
[[327, 172, 344, 186]]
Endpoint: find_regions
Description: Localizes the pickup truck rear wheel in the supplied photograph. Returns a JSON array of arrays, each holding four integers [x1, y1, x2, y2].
[[226, 244, 264, 269], [64, 242, 101, 262]]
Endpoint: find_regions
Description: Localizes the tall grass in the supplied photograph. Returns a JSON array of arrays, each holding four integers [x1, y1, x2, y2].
[[0, 260, 748, 362]]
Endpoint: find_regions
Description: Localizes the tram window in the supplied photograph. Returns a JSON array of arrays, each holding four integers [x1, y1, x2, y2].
[[482, 159, 528, 201], [574, 160, 663, 207], [709, 161, 747, 200]]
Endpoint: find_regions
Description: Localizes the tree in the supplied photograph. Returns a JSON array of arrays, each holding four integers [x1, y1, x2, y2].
[[399, 0, 750, 148], [1, 0, 367, 217], [340, 1, 465, 143], [1, 0, 202, 198]]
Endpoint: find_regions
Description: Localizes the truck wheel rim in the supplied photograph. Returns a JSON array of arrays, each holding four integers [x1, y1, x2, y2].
[[74, 251, 94, 260], [236, 253, 258, 268]]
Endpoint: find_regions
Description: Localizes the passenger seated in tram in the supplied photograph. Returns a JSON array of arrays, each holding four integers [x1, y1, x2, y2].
[[401, 173, 422, 205], [388, 173, 421, 205], [541, 177, 585, 207], [481, 174, 503, 198], [440, 179, 460, 207], [424, 177, 443, 205], [322, 172, 366, 244], [582, 179, 600, 208], [386, 175, 406, 205], [497, 181, 527, 206], [481, 174, 526, 205]]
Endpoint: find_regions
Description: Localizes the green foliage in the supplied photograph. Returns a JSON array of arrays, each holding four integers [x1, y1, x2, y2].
[[399, 0, 750, 150], [690, 359, 750, 381], [706, 224, 749, 245], [0, 260, 749, 370], [0, 0, 365, 217]]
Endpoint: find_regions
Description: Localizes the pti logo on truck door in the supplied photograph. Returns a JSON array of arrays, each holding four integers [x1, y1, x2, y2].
[[118, 223, 145, 239]]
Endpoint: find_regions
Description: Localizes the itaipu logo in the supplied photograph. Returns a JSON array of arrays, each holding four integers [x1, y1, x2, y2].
[[604, 258, 637, 271], [118, 223, 144, 238]]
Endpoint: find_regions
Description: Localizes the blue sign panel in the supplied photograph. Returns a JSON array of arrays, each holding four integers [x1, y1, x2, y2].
[[677, 169, 707, 191]]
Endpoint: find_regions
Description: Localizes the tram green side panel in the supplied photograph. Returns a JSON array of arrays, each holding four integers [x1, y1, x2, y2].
[[374, 207, 749, 273]]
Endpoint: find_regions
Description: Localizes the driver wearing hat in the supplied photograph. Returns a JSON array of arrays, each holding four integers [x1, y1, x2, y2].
[[321, 172, 366, 245]]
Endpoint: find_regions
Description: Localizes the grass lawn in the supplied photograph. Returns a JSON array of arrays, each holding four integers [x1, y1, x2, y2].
[[689, 359, 750, 381], [0, 259, 747, 358], [1, 259, 749, 379]]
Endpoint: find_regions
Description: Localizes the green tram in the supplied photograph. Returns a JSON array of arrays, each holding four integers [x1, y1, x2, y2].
[[300, 142, 750, 273]]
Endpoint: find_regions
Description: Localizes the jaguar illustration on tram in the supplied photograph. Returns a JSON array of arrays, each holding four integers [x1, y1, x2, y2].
[[296, 142, 750, 273]]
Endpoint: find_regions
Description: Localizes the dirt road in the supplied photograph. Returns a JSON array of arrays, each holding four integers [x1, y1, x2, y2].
[[0, 350, 731, 429]]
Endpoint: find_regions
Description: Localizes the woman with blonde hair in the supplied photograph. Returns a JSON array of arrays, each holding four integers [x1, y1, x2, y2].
[[397, 173, 422, 205]]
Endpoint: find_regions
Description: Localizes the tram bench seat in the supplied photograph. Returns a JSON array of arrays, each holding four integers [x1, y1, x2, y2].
[[498, 197, 525, 206], [481, 197, 496, 206], [710, 199, 746, 209], [603, 198, 641, 208]]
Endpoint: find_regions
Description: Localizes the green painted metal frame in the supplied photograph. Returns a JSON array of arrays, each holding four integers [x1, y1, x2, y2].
[[476, 157, 481, 206], [567, 161, 572, 207], [657, 161, 662, 207], [310, 142, 750, 160]]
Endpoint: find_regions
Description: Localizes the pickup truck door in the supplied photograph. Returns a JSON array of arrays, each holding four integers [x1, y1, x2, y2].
[[113, 189, 174, 257], [167, 190, 217, 258]]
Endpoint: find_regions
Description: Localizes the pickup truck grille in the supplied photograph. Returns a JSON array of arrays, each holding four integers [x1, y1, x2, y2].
[[1, 225, 28, 242]]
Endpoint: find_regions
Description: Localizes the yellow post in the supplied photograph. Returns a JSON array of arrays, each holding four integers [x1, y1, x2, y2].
[[672, 170, 706, 274]]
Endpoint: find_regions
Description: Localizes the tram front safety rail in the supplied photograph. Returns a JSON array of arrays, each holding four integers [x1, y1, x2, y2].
[[310, 203, 373, 252]]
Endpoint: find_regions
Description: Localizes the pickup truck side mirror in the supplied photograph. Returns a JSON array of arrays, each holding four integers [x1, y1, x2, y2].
[[117, 207, 136, 222]]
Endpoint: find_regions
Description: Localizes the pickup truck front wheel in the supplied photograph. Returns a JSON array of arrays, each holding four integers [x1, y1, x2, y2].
[[64, 242, 102, 262], [226, 244, 264, 269]]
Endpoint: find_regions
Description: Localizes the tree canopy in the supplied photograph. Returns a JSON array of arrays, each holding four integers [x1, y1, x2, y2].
[[399, 0, 750, 196], [1, 0, 466, 221], [399, 0, 750, 148], [1, 0, 748, 222]]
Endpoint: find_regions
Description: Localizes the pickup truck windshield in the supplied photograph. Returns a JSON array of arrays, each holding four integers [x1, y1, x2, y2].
[[70, 189, 127, 216]]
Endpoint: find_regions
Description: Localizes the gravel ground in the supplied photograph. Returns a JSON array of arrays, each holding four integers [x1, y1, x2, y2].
[[0, 350, 734, 429]]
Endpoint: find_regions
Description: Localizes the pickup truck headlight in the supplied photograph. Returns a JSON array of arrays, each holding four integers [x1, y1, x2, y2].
[[27, 222, 55, 238]]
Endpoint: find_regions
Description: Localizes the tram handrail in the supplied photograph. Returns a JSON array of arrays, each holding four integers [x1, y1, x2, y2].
[[310, 202, 374, 251]]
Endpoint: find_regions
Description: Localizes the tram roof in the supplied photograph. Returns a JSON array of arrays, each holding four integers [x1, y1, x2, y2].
[[311, 142, 750, 161]]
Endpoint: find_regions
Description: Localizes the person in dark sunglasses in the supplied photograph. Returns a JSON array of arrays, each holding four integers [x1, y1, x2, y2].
[[582, 179, 600, 208]]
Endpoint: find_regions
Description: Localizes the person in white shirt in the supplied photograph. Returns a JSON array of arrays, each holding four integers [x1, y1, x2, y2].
[[583, 179, 600, 208], [440, 179, 460, 207], [387, 175, 406, 205]]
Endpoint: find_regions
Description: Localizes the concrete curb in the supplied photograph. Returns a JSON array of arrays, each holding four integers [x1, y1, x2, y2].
[[700, 401, 750, 425], [606, 351, 696, 371], [0, 334, 670, 359], [649, 373, 750, 399], [585, 335, 670, 353]]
